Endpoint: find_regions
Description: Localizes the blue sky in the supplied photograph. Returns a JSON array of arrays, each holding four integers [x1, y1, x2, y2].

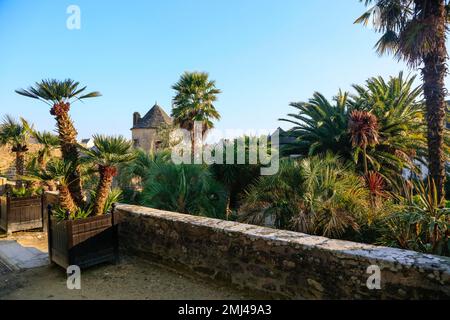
[[0, 0, 447, 140]]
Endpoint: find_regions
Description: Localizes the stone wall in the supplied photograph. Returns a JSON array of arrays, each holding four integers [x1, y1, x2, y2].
[[131, 128, 157, 153], [115, 204, 450, 299]]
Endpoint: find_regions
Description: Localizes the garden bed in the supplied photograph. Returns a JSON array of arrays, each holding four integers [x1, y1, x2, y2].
[[0, 195, 43, 234], [48, 211, 119, 269]]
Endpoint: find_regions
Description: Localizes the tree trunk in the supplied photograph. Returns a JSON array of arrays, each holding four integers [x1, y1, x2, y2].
[[15, 151, 25, 188], [51, 102, 83, 206], [58, 184, 78, 214], [93, 166, 116, 216], [421, 0, 448, 204]]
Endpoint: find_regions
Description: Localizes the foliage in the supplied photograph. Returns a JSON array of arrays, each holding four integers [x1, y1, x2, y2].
[[356, 0, 449, 203], [171, 71, 221, 133], [16, 79, 102, 206], [15, 79, 101, 105], [27, 130, 60, 170], [9, 185, 42, 198], [52, 205, 92, 222], [83, 135, 135, 169], [379, 179, 450, 256], [90, 188, 123, 215], [0, 115, 31, 152], [240, 154, 370, 238], [279, 73, 426, 182], [118, 149, 171, 188], [83, 135, 135, 216], [141, 163, 228, 219], [210, 136, 265, 211]]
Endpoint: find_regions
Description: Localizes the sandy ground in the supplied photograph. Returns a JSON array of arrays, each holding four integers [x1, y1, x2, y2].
[[0, 253, 262, 300]]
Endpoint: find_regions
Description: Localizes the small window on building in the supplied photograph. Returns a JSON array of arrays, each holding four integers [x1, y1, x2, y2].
[[133, 139, 139, 147]]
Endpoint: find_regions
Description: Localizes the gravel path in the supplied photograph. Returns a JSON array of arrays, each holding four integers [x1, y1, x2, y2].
[[0, 255, 263, 300]]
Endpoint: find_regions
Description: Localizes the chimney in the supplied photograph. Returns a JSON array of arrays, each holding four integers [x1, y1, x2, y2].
[[133, 112, 141, 126]]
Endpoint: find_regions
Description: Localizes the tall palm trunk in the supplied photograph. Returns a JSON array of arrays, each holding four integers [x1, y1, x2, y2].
[[93, 166, 116, 216], [51, 102, 83, 206], [58, 184, 78, 214], [15, 151, 25, 188], [420, 0, 448, 204]]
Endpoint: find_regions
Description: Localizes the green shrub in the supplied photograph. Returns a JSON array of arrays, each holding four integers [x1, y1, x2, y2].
[[240, 154, 370, 238], [141, 163, 227, 219]]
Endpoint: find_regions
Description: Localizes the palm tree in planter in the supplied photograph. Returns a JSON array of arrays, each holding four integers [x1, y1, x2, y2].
[[16, 79, 101, 205], [356, 0, 449, 203], [84, 135, 136, 216], [28, 159, 79, 214], [171, 72, 221, 158], [0, 116, 31, 187]]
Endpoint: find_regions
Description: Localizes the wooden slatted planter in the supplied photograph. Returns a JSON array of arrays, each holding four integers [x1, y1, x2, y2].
[[47, 206, 119, 269], [0, 195, 43, 234]]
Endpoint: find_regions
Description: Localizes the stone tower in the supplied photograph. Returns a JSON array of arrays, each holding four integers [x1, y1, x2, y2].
[[131, 103, 172, 152]]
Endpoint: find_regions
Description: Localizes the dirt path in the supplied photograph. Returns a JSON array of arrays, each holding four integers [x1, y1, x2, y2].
[[0, 255, 262, 300]]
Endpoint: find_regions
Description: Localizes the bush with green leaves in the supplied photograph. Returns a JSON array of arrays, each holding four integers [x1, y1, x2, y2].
[[240, 154, 371, 238], [141, 163, 227, 219], [379, 179, 450, 256]]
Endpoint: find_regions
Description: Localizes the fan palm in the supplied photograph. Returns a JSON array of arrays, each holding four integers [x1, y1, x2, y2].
[[84, 135, 135, 215], [171, 72, 221, 156], [15, 79, 101, 205], [141, 163, 227, 219], [240, 154, 368, 238], [356, 0, 449, 202], [118, 148, 171, 188], [0, 116, 31, 187]]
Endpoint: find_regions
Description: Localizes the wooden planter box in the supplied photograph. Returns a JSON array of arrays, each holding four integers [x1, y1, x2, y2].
[[47, 209, 119, 269], [0, 195, 43, 234]]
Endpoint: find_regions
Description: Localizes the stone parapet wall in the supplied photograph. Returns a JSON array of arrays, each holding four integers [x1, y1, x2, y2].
[[115, 204, 450, 299]]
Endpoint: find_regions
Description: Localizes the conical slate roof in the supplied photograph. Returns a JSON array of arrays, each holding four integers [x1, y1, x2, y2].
[[132, 103, 172, 129]]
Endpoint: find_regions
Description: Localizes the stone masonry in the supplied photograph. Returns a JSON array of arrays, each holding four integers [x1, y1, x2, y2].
[[115, 204, 450, 299]]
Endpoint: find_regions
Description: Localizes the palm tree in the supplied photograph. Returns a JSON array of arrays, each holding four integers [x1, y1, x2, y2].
[[31, 131, 60, 169], [84, 135, 135, 216], [27, 159, 78, 213], [15, 79, 101, 205], [350, 73, 427, 179], [348, 110, 380, 174], [280, 73, 425, 182], [279, 91, 352, 157], [141, 163, 227, 219], [171, 72, 221, 157], [0, 116, 31, 187], [118, 148, 171, 188], [356, 0, 449, 203], [240, 154, 368, 238]]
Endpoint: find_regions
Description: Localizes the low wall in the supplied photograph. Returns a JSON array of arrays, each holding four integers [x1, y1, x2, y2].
[[115, 204, 450, 299]]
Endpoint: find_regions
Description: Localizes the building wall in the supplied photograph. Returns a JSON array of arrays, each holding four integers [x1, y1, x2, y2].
[[131, 128, 158, 152], [116, 204, 450, 300]]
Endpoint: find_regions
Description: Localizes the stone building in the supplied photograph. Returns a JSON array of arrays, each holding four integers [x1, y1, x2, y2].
[[131, 103, 173, 152]]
